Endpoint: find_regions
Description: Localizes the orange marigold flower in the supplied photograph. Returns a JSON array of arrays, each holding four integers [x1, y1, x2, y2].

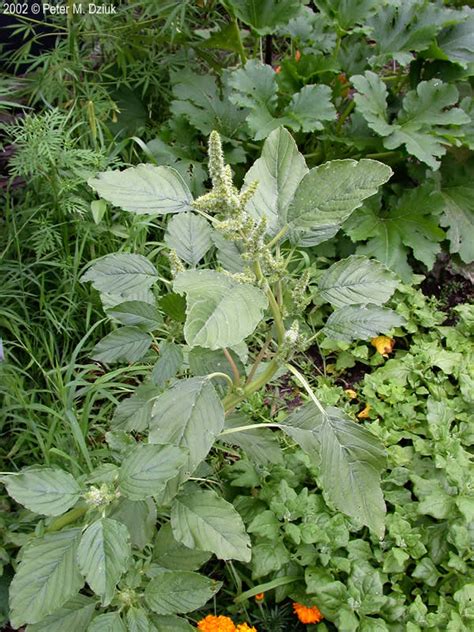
[[197, 614, 236, 632], [275, 65, 282, 74], [293, 602, 324, 624], [357, 404, 371, 419], [345, 388, 357, 399], [371, 335, 395, 357], [236, 624, 258, 632], [255, 592, 265, 602], [295, 49, 301, 62]]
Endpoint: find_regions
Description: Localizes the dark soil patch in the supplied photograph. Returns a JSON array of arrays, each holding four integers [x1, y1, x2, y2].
[[335, 361, 371, 389], [420, 259, 474, 325]]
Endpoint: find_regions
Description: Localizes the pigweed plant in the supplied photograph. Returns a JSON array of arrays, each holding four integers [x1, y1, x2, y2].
[[2, 129, 406, 629]]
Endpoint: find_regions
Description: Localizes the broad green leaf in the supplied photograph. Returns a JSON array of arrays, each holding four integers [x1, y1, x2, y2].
[[27, 595, 96, 632], [286, 159, 392, 244], [165, 212, 213, 266], [149, 377, 224, 476], [315, 0, 379, 30], [171, 488, 251, 561], [106, 301, 162, 330], [81, 253, 158, 295], [318, 255, 398, 308], [437, 11, 474, 67], [174, 270, 267, 350], [251, 542, 290, 578], [153, 523, 211, 571], [151, 341, 184, 387], [220, 414, 284, 466], [243, 127, 308, 234], [88, 164, 193, 215], [9, 529, 84, 628], [87, 612, 126, 632], [151, 615, 195, 631], [145, 569, 221, 615], [440, 186, 474, 263], [351, 71, 392, 136], [77, 518, 130, 605], [170, 71, 247, 138], [1, 468, 81, 516], [126, 607, 151, 632], [92, 326, 151, 363], [288, 84, 337, 133], [280, 405, 386, 536], [225, 0, 302, 35], [118, 443, 188, 501], [323, 305, 405, 342], [110, 498, 156, 550], [112, 383, 161, 432]]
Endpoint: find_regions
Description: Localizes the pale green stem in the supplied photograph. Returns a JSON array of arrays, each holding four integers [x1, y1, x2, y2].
[[286, 363, 326, 415]]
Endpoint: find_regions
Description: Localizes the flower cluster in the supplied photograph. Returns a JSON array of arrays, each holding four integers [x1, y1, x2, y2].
[[197, 614, 257, 632], [293, 602, 324, 624]]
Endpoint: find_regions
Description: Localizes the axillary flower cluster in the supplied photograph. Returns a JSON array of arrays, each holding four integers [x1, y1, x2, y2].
[[197, 614, 257, 631]]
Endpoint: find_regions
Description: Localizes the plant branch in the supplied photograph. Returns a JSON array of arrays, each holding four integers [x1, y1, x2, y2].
[[286, 363, 326, 415], [223, 348, 241, 387]]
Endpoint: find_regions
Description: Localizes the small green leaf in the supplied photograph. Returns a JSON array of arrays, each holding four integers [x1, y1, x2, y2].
[[151, 615, 195, 631], [118, 443, 188, 501], [174, 270, 268, 350], [77, 518, 130, 605], [92, 327, 152, 363], [87, 612, 126, 632], [145, 570, 221, 615], [286, 159, 392, 245], [9, 529, 84, 628], [220, 414, 284, 466], [91, 199, 107, 224], [151, 341, 184, 387], [110, 498, 157, 550], [1, 468, 81, 516], [165, 212, 213, 266], [107, 301, 162, 330], [88, 165, 193, 215], [323, 305, 405, 342], [27, 595, 96, 632], [81, 253, 158, 295], [319, 255, 398, 308], [112, 383, 161, 432], [171, 488, 251, 562], [243, 126, 308, 235]]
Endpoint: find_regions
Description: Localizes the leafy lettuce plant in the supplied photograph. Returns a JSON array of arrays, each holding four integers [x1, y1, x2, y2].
[[2, 129, 405, 630]]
